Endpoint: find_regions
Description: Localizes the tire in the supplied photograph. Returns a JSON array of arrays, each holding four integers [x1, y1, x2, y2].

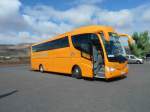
[[39, 65, 44, 73], [136, 61, 141, 64], [72, 66, 82, 79]]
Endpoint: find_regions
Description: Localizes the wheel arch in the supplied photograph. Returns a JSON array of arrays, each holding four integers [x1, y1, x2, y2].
[[39, 64, 43, 68], [71, 64, 81, 73]]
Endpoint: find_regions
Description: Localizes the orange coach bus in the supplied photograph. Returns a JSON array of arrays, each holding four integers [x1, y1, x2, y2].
[[31, 25, 128, 79]]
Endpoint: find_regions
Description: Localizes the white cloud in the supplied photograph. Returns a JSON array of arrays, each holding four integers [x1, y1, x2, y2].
[[96, 9, 133, 27], [62, 5, 97, 24], [142, 10, 150, 22], [0, 31, 44, 44], [23, 4, 150, 34], [136, 5, 150, 23], [0, 0, 150, 44], [0, 0, 27, 33], [0, 0, 21, 17], [23, 5, 97, 25]]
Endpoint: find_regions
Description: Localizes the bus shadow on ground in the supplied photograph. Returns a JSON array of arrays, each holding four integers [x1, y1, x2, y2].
[[94, 76, 127, 82], [33, 70, 127, 82], [34, 70, 72, 78]]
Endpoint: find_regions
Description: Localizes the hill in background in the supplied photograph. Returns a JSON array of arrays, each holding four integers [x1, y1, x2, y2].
[[0, 43, 32, 64]]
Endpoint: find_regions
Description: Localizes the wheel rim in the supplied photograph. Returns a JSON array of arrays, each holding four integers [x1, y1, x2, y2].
[[75, 68, 79, 73], [73, 67, 81, 79], [137, 61, 140, 64], [40, 66, 44, 72]]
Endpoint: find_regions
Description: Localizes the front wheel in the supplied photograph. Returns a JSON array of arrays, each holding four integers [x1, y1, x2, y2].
[[136, 61, 141, 64], [72, 66, 82, 79], [39, 65, 44, 73]]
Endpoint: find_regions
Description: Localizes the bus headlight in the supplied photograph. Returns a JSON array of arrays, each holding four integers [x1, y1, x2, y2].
[[127, 64, 129, 68], [106, 66, 116, 72]]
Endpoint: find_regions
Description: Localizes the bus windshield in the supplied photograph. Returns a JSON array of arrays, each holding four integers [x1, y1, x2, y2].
[[100, 32, 127, 62]]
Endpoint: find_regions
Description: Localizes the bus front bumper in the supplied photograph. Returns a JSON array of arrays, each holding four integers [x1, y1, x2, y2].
[[105, 66, 128, 79]]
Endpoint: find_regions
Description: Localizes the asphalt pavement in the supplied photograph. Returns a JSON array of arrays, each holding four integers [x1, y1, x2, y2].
[[0, 64, 150, 112]]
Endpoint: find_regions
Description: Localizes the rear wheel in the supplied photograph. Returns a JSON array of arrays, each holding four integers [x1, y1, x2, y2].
[[39, 65, 44, 73], [72, 66, 82, 79]]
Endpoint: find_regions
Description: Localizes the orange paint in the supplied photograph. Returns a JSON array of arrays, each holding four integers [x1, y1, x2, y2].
[[31, 25, 128, 79]]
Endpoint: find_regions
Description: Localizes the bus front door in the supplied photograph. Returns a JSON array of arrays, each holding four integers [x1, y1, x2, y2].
[[92, 45, 105, 78]]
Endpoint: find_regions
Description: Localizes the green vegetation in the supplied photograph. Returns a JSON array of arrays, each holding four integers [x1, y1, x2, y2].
[[130, 31, 150, 57]]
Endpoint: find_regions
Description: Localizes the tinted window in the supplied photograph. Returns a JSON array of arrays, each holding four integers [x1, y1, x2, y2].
[[146, 54, 150, 57], [130, 56, 135, 59], [32, 37, 69, 52], [72, 34, 101, 55]]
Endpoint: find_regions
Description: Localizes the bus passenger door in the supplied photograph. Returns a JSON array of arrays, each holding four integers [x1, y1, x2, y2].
[[92, 45, 105, 78]]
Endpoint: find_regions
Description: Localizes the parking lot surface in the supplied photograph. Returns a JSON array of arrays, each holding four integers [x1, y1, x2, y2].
[[0, 64, 150, 112]]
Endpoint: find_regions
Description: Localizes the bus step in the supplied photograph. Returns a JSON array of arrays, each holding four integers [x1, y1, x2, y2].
[[94, 72, 105, 78]]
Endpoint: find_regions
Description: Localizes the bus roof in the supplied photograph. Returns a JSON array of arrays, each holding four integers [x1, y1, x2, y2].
[[32, 25, 114, 46], [71, 25, 114, 35]]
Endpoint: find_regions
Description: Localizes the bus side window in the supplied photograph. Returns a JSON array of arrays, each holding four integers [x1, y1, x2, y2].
[[72, 34, 92, 55], [32, 37, 69, 52]]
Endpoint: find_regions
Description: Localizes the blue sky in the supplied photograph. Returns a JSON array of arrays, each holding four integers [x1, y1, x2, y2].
[[0, 0, 150, 44], [21, 0, 150, 10]]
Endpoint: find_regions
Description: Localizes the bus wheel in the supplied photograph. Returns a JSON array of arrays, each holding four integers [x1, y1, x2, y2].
[[72, 66, 82, 79], [39, 65, 44, 73]]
